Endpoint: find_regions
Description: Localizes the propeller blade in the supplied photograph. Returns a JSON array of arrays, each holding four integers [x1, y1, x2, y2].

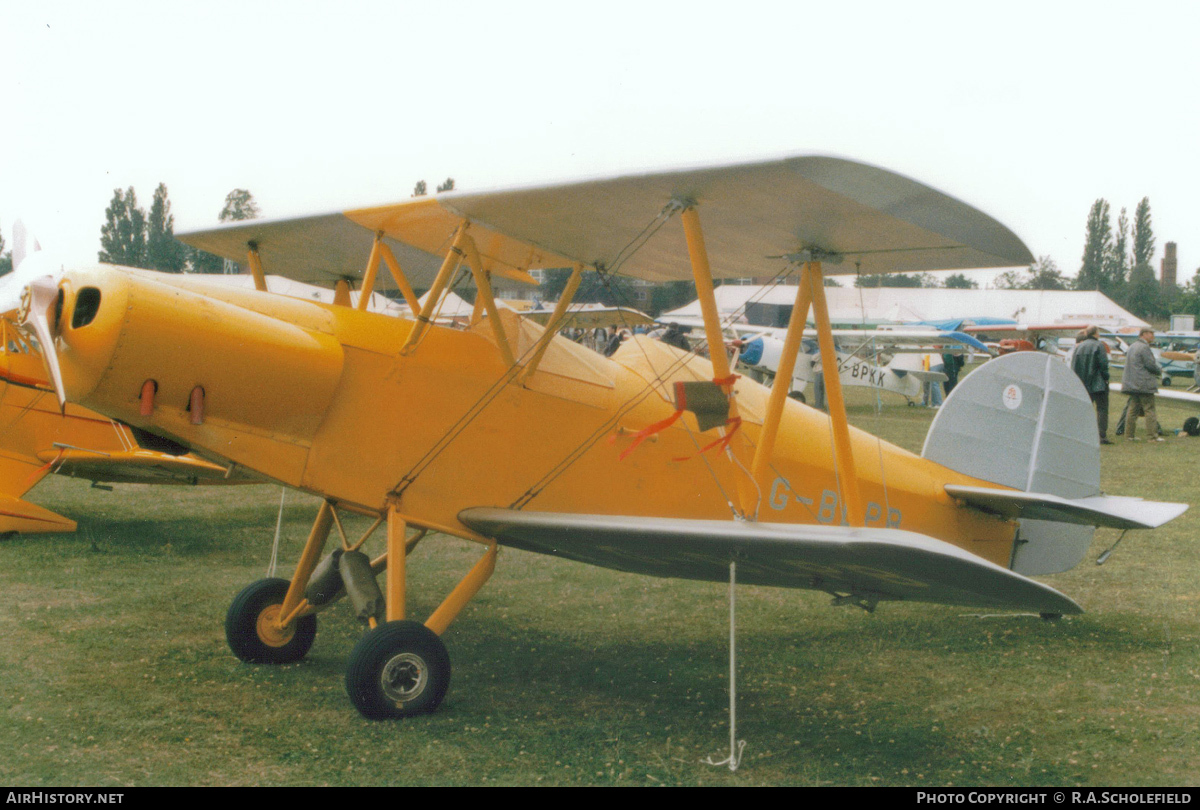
[[10, 220, 41, 273], [0, 252, 67, 316], [20, 276, 67, 411]]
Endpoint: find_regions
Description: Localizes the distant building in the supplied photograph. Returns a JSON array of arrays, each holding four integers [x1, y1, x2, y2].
[[1161, 242, 1178, 289]]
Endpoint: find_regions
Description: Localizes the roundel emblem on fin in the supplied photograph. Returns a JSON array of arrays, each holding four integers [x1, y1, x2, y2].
[[1002, 384, 1023, 410]]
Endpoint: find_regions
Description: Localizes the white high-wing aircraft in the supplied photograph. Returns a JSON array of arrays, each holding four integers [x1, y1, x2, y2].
[[662, 317, 989, 404]]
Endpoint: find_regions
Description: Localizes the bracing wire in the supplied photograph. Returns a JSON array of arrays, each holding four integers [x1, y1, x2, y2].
[[395, 206, 683, 499]]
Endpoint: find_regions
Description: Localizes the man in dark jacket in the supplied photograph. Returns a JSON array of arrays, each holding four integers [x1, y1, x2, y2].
[[1120, 328, 1163, 442], [1071, 325, 1111, 444]]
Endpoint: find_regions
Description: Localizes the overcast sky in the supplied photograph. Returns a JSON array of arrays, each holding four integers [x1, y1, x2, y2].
[[3, 1, 1198, 287]]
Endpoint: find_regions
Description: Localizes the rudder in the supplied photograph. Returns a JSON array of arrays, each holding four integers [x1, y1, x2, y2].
[[921, 352, 1100, 575]]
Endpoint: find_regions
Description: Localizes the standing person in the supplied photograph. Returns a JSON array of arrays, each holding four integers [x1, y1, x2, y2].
[[1120, 327, 1163, 442], [658, 322, 692, 351], [941, 350, 965, 394], [1071, 325, 1112, 445], [922, 352, 944, 408]]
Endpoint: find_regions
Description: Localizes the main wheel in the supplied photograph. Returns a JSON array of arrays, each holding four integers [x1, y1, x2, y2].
[[345, 620, 451, 719], [225, 577, 317, 664], [788, 390, 806, 404]]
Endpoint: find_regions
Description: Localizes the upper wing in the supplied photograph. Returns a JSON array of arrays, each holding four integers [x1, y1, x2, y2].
[[459, 508, 1081, 615], [178, 155, 1033, 286], [176, 210, 452, 291]]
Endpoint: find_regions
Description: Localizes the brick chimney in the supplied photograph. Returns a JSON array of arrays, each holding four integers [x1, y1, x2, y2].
[[1161, 241, 1178, 288]]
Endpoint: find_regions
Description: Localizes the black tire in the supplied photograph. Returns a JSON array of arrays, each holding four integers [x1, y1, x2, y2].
[[1163, 375, 1173, 387], [225, 577, 317, 664], [787, 390, 806, 404], [345, 621, 451, 719]]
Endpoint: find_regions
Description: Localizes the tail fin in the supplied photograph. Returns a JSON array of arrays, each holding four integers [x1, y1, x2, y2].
[[921, 352, 1099, 575]]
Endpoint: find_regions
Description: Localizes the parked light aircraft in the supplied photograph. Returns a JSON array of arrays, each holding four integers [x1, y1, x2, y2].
[[715, 326, 987, 405], [15, 156, 1187, 723], [956, 323, 1090, 356]]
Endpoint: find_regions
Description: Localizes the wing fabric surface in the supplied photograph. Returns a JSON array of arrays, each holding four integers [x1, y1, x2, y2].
[[459, 508, 1081, 615], [178, 155, 1033, 286], [176, 211, 449, 290]]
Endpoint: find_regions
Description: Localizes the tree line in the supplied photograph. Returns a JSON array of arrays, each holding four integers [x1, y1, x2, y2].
[[98, 185, 260, 273], [1071, 197, 1167, 318], [843, 196, 1181, 321]]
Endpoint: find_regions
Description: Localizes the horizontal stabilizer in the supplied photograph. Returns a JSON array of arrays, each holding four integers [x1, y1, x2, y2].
[[460, 508, 1081, 615], [0, 494, 76, 534], [946, 485, 1188, 530]]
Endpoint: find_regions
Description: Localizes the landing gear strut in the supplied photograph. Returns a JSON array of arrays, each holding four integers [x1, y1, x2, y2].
[[223, 500, 495, 719]]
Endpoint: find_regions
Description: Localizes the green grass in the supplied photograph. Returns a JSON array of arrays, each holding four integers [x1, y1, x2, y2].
[[1, 384, 1198, 786]]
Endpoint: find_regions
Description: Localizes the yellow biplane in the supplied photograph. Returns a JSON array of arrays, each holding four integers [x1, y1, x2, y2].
[[17, 156, 1187, 724]]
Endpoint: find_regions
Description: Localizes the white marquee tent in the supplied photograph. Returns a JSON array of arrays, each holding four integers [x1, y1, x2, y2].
[[660, 285, 1148, 330]]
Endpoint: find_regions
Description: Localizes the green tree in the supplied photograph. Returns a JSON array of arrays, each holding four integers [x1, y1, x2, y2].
[[854, 272, 924, 288], [98, 187, 147, 267], [1172, 271, 1200, 319], [648, 280, 697, 316], [1025, 256, 1069, 290], [944, 273, 978, 289], [0, 226, 10, 276], [146, 183, 187, 272], [993, 269, 1025, 290], [412, 180, 427, 197], [436, 178, 455, 193], [1125, 261, 1166, 319], [1076, 198, 1112, 292], [1105, 207, 1130, 291], [1131, 197, 1155, 269], [189, 188, 261, 273], [537, 267, 637, 307], [538, 268, 574, 301], [219, 189, 260, 223]]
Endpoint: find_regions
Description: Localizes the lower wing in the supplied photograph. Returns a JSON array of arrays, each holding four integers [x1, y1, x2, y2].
[[459, 508, 1081, 615]]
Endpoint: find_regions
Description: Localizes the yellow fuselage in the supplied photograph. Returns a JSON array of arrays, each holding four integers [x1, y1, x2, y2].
[[49, 266, 1018, 567]]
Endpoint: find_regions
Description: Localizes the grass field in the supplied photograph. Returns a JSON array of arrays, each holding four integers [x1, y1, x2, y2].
[[1, 384, 1198, 786]]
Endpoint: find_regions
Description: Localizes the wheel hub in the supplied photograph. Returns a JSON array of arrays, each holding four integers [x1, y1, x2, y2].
[[255, 604, 296, 648], [381, 652, 428, 704]]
